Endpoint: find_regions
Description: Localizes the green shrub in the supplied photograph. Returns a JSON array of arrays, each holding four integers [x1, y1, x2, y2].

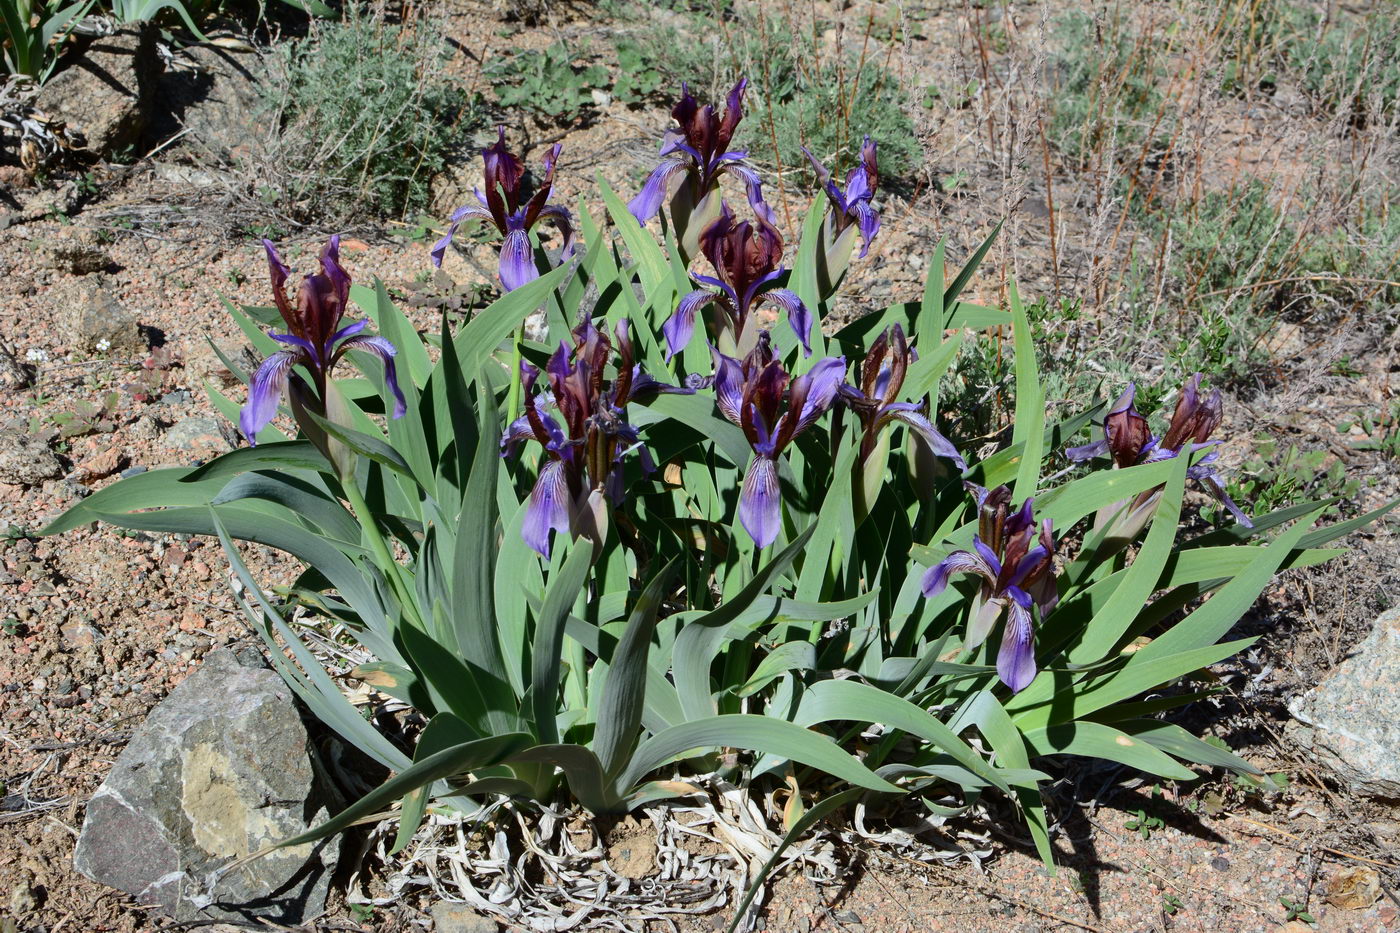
[[262, 7, 476, 223], [484, 41, 609, 125]]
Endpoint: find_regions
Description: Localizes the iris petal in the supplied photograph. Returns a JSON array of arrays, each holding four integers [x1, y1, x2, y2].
[[664, 289, 718, 361], [711, 347, 746, 425], [498, 229, 537, 292], [240, 349, 301, 444], [336, 335, 407, 419], [739, 454, 782, 547], [522, 458, 572, 558], [628, 155, 692, 225], [882, 405, 967, 470], [921, 548, 997, 598], [758, 288, 812, 357], [997, 593, 1037, 693]]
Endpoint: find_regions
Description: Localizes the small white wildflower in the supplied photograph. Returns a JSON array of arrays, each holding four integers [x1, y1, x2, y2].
[[96, 338, 111, 352], [25, 348, 49, 363]]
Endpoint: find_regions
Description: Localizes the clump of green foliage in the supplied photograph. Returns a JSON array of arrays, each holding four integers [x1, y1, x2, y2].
[[262, 7, 475, 223], [484, 41, 609, 125]]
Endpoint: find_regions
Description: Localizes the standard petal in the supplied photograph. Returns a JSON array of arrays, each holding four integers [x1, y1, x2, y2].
[[883, 405, 967, 470], [997, 591, 1037, 693], [921, 548, 996, 598], [663, 289, 718, 361], [498, 229, 537, 292], [336, 335, 407, 418], [239, 349, 301, 443], [759, 288, 812, 357], [522, 458, 572, 558], [739, 454, 782, 548], [627, 155, 692, 225]]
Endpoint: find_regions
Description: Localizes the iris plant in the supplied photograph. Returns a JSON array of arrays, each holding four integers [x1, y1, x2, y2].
[[804, 136, 881, 289], [664, 201, 810, 362], [240, 236, 405, 446], [922, 485, 1058, 693], [504, 318, 687, 557], [628, 79, 770, 257], [431, 127, 574, 291], [712, 333, 846, 547], [841, 325, 965, 514], [1068, 375, 1252, 529]]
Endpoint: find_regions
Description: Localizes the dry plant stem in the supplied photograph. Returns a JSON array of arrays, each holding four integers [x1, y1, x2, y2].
[[1226, 815, 1400, 871]]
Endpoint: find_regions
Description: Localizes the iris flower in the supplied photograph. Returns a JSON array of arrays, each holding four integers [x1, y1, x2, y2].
[[240, 236, 405, 445], [841, 324, 964, 467], [663, 201, 810, 362], [503, 318, 688, 557], [431, 126, 574, 291], [628, 79, 771, 256], [922, 485, 1058, 693], [1068, 375, 1252, 528], [711, 333, 846, 547], [804, 136, 881, 288]]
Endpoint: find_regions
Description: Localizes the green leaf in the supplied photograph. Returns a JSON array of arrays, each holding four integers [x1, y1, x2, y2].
[[735, 642, 816, 697], [1022, 722, 1196, 781], [530, 545, 594, 745], [596, 560, 678, 779], [1119, 720, 1261, 775], [619, 715, 903, 795], [276, 732, 531, 848], [451, 261, 574, 376], [1008, 281, 1043, 501], [182, 440, 331, 484], [390, 712, 479, 854], [598, 172, 671, 306]]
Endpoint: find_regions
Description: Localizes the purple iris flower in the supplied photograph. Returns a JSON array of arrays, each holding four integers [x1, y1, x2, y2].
[[1067, 375, 1252, 527], [663, 201, 810, 362], [628, 80, 772, 255], [240, 236, 405, 445], [804, 135, 881, 285], [711, 333, 846, 547], [921, 485, 1058, 693], [431, 126, 574, 292], [503, 318, 689, 557], [840, 324, 964, 469]]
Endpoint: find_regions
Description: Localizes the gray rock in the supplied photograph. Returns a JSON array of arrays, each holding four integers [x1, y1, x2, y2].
[[1289, 604, 1400, 798], [431, 902, 499, 932], [41, 231, 112, 275], [149, 44, 270, 162], [0, 343, 34, 390], [0, 433, 62, 485], [73, 647, 338, 922], [57, 278, 144, 356], [163, 416, 234, 452], [36, 27, 163, 158]]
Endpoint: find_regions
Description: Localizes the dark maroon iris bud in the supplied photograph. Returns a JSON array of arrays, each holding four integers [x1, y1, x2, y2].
[[803, 135, 881, 289], [503, 319, 690, 557], [1068, 375, 1251, 527], [663, 202, 810, 361], [921, 484, 1058, 693], [431, 127, 574, 291]]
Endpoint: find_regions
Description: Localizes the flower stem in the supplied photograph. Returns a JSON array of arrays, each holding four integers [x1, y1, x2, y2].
[[506, 319, 526, 421], [343, 479, 424, 630]]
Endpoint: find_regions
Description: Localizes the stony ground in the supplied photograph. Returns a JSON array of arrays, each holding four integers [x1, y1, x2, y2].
[[2, 0, 1399, 931]]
